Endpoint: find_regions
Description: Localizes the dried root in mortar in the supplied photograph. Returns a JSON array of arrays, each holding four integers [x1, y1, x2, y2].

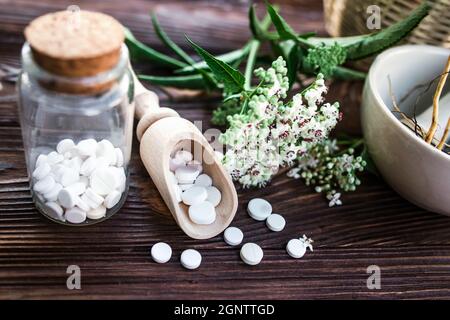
[[425, 56, 450, 145], [390, 55, 450, 153]]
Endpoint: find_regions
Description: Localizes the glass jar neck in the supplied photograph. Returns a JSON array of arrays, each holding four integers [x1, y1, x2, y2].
[[21, 43, 129, 95]]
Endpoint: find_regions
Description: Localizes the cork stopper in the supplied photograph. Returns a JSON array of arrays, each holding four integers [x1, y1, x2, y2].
[[24, 10, 125, 94]]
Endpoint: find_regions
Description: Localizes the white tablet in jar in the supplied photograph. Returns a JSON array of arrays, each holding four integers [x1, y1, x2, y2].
[[87, 205, 107, 220], [65, 207, 87, 224]]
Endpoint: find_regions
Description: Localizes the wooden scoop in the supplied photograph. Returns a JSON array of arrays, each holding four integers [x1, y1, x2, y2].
[[129, 64, 238, 239]]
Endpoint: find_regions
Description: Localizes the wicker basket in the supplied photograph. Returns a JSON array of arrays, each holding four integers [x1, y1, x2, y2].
[[323, 0, 450, 48]]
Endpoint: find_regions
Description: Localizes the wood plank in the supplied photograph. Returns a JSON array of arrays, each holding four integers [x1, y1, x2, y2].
[[1, 247, 450, 299], [0, 0, 326, 52], [1, 0, 450, 300]]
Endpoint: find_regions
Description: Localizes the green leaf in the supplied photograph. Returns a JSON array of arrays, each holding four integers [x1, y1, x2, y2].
[[186, 36, 245, 94], [249, 5, 278, 41], [249, 5, 265, 40], [124, 28, 187, 69], [152, 13, 218, 92], [196, 68, 219, 92], [223, 93, 242, 103], [273, 40, 299, 88], [151, 14, 195, 65], [266, 2, 298, 41], [286, 43, 300, 88], [345, 2, 430, 60], [269, 42, 283, 58], [361, 146, 379, 176], [297, 2, 430, 58], [175, 44, 251, 74], [301, 35, 366, 48], [298, 31, 316, 39], [331, 66, 366, 80], [138, 74, 208, 90]]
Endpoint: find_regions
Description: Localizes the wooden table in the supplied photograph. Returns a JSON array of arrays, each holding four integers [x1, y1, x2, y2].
[[1, 0, 450, 300]]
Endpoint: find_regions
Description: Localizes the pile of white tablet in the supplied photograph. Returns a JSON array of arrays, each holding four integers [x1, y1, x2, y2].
[[169, 150, 222, 225], [32, 138, 126, 223]]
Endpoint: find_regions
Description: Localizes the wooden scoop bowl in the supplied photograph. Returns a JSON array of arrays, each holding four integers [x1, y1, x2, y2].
[[130, 65, 238, 239]]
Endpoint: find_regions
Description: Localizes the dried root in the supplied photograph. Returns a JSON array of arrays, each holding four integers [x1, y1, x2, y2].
[[437, 117, 450, 150], [425, 56, 450, 143], [390, 56, 450, 153]]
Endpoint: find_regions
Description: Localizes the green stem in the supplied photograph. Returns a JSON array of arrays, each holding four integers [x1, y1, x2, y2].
[[244, 40, 260, 90], [351, 139, 364, 150], [260, 8, 273, 31], [300, 81, 316, 95], [243, 6, 273, 91], [337, 138, 364, 155], [151, 13, 196, 65], [332, 66, 367, 80], [138, 74, 207, 90], [125, 28, 187, 69], [240, 94, 249, 115]]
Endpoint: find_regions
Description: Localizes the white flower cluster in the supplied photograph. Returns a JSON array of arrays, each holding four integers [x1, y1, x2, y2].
[[287, 139, 366, 207], [220, 57, 341, 187]]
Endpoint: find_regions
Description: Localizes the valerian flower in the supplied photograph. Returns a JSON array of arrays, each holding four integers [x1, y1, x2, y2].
[[304, 42, 347, 78], [287, 139, 366, 206], [220, 57, 341, 188]]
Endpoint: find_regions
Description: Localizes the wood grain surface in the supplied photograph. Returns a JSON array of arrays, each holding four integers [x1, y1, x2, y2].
[[1, 0, 450, 300]]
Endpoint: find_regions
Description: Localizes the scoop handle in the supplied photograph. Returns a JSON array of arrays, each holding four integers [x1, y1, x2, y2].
[[129, 61, 160, 119], [128, 62, 180, 141], [134, 91, 160, 120]]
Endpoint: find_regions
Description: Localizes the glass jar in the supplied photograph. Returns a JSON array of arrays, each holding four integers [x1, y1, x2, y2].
[[17, 43, 134, 225]]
